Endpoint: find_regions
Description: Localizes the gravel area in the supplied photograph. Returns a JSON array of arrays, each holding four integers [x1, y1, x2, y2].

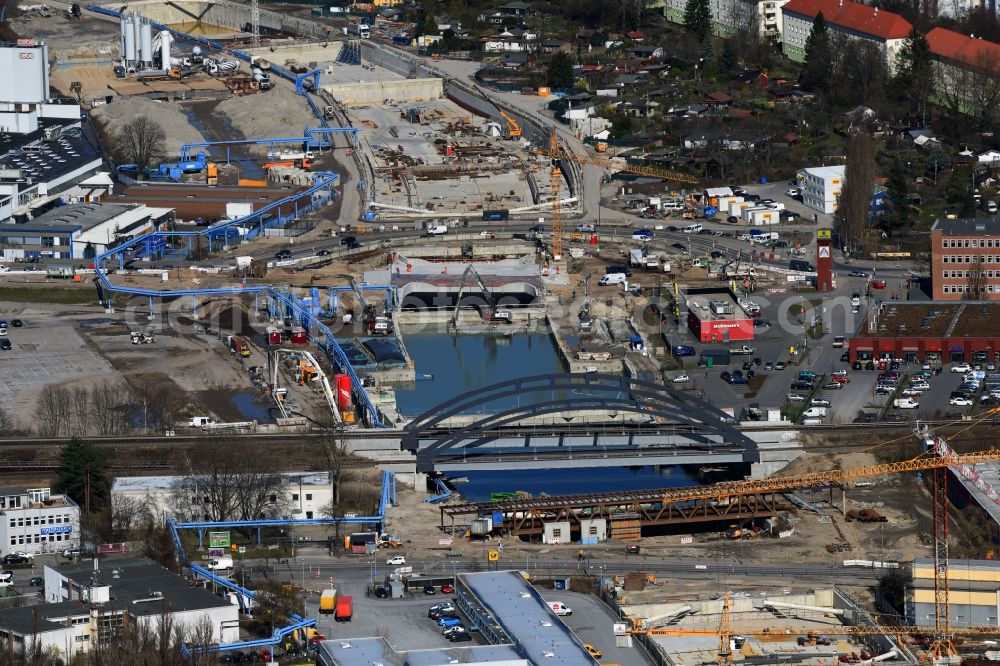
[[215, 89, 317, 152], [92, 97, 205, 156]]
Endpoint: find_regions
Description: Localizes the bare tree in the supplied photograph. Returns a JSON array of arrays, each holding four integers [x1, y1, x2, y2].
[[135, 378, 185, 433], [965, 255, 987, 300], [91, 379, 132, 436], [34, 385, 72, 437], [835, 130, 876, 254], [171, 439, 290, 523], [0, 405, 20, 435], [318, 422, 350, 509], [115, 117, 166, 172], [938, 49, 1000, 133]]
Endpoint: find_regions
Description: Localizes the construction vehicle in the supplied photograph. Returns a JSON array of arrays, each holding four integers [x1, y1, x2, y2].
[[227, 335, 250, 357], [579, 274, 593, 332], [499, 110, 521, 140], [333, 274, 392, 335], [335, 595, 353, 622], [268, 348, 341, 422], [206, 162, 218, 185], [319, 589, 337, 614], [263, 157, 313, 171], [451, 265, 512, 328], [136, 68, 182, 82]]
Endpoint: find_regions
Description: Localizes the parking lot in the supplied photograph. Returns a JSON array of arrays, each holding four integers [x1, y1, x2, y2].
[[0, 316, 115, 398], [537, 590, 651, 666], [305, 578, 484, 650]]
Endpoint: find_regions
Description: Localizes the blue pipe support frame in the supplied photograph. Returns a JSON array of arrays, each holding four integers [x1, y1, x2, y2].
[[168, 472, 392, 654], [178, 128, 359, 162], [92, 171, 388, 427]]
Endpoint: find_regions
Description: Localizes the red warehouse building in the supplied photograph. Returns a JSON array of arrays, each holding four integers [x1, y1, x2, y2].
[[685, 288, 754, 343], [847, 301, 1000, 365]]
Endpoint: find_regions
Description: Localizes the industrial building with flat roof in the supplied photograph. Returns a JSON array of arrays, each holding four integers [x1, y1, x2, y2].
[[318, 571, 596, 666], [0, 486, 79, 557], [908, 558, 1000, 627], [846, 301, 1000, 365], [0, 557, 238, 660]]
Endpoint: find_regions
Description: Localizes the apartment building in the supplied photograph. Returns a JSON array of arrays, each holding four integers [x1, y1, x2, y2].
[[781, 0, 912, 73], [800, 165, 845, 214], [663, 0, 790, 39]]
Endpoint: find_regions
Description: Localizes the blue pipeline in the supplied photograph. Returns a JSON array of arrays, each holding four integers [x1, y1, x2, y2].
[[92, 172, 388, 427], [424, 478, 451, 503], [178, 128, 358, 162]]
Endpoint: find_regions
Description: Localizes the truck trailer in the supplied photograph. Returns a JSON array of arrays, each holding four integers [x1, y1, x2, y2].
[[335, 595, 353, 621], [320, 589, 337, 614]]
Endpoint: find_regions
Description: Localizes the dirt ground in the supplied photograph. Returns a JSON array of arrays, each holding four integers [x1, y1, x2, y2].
[[383, 449, 935, 571]]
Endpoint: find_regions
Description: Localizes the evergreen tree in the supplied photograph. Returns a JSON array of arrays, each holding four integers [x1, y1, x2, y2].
[[684, 0, 713, 44], [893, 29, 933, 120], [801, 12, 832, 91], [718, 39, 738, 74], [547, 51, 575, 90], [886, 158, 911, 231], [56, 438, 110, 514]]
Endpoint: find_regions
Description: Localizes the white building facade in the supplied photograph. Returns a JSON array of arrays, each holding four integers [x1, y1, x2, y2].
[[0, 486, 80, 557], [111, 472, 336, 523], [801, 165, 846, 214], [663, 0, 789, 39]]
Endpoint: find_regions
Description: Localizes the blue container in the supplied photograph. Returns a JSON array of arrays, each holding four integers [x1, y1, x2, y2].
[[492, 511, 503, 525], [760, 176, 768, 184]]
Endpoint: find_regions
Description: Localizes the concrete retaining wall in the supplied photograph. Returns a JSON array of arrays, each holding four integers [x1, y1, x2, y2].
[[114, 0, 329, 38], [322, 78, 442, 105], [247, 42, 344, 66]]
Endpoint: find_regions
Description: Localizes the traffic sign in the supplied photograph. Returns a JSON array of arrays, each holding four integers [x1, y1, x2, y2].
[[487, 550, 499, 562]]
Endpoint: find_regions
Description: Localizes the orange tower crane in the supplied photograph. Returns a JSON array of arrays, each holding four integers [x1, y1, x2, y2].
[[548, 129, 563, 261], [623, 433, 1000, 665]]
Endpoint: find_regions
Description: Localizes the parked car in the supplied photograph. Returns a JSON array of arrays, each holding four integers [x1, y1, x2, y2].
[[29, 576, 43, 586], [787, 393, 806, 403], [632, 230, 654, 241], [386, 556, 406, 565], [763, 361, 774, 371], [423, 585, 436, 595], [810, 398, 831, 407], [848, 270, 868, 277], [840, 351, 850, 362], [584, 644, 604, 659], [950, 396, 974, 406], [775, 362, 786, 370], [893, 398, 919, 409], [274, 249, 292, 259], [674, 345, 696, 357], [0, 339, 10, 351], [791, 380, 815, 390], [11, 319, 21, 327], [832, 375, 851, 384], [785, 188, 800, 197], [447, 631, 472, 642], [822, 382, 842, 390], [441, 583, 454, 594], [672, 373, 690, 383], [911, 381, 931, 391]]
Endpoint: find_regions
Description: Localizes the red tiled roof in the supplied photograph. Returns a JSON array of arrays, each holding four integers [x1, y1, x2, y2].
[[782, 0, 912, 40], [927, 27, 1000, 71]]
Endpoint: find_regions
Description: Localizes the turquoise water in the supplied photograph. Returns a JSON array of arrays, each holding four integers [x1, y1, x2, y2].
[[393, 329, 565, 416]]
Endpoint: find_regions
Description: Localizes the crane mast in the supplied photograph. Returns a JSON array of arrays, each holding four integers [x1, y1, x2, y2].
[[549, 129, 563, 261]]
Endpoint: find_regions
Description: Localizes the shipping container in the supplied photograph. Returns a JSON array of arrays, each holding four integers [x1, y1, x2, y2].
[[266, 326, 281, 345], [290, 327, 307, 344], [482, 209, 510, 221], [335, 596, 353, 621], [320, 589, 337, 614]]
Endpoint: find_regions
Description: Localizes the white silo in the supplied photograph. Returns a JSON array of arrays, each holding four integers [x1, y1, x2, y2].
[[119, 15, 127, 59], [132, 15, 143, 65], [140, 20, 153, 66], [159, 31, 171, 71], [123, 14, 136, 64]]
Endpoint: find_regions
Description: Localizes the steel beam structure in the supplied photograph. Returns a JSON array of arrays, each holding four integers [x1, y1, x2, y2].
[[403, 373, 759, 472]]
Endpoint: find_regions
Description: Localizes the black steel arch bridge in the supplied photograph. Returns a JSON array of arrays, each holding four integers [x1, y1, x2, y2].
[[401, 373, 761, 473]]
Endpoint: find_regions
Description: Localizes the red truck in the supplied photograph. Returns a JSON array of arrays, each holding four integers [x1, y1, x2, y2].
[[335, 595, 352, 622]]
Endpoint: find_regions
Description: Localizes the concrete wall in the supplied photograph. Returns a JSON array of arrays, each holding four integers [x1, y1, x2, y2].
[[323, 78, 442, 105], [115, 0, 329, 38], [247, 43, 344, 66]]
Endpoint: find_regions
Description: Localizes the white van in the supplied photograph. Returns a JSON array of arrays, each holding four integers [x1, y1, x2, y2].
[[207, 555, 234, 571], [548, 601, 572, 616], [425, 225, 448, 235], [576, 223, 596, 232], [662, 201, 684, 212], [802, 407, 827, 418], [598, 273, 627, 286], [682, 223, 703, 234]]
